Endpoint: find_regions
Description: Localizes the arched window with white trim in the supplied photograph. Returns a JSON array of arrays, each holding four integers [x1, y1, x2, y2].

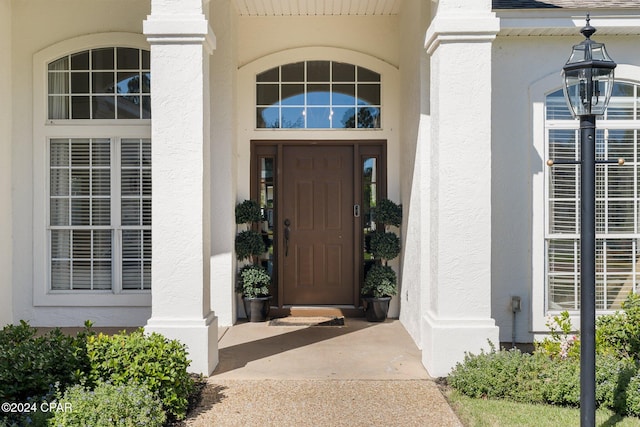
[[256, 60, 381, 129], [34, 41, 152, 303]]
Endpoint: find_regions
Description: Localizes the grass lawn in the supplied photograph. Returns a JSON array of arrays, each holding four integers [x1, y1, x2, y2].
[[446, 390, 640, 427]]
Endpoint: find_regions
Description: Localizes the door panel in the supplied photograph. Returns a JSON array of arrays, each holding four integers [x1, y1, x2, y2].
[[282, 145, 354, 305]]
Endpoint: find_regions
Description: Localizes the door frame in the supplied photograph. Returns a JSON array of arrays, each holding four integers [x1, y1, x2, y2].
[[250, 140, 387, 314]]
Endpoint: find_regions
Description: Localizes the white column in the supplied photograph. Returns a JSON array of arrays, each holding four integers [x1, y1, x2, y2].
[[0, 0, 12, 327], [422, 1, 500, 377], [143, 2, 218, 375]]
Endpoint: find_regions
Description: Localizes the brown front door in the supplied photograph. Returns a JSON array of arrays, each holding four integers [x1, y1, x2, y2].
[[282, 145, 354, 305]]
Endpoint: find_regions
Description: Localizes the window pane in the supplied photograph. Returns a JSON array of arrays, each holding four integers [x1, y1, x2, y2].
[[258, 158, 275, 282], [333, 85, 355, 105], [142, 96, 151, 119], [48, 96, 69, 119], [51, 229, 71, 259], [608, 130, 634, 159], [307, 61, 330, 82], [281, 107, 304, 128], [282, 84, 304, 105], [122, 199, 141, 226], [50, 169, 69, 196], [71, 51, 89, 70], [117, 47, 139, 70], [257, 67, 279, 82], [51, 260, 71, 290], [50, 199, 69, 225], [546, 89, 572, 120], [357, 66, 380, 82], [117, 72, 140, 94], [306, 107, 331, 128], [92, 199, 111, 225], [92, 139, 111, 166], [257, 84, 279, 106], [307, 85, 330, 105], [333, 62, 355, 82], [92, 48, 114, 70], [117, 95, 141, 119], [357, 107, 380, 128], [93, 72, 115, 94], [49, 57, 69, 71], [282, 62, 304, 82], [142, 50, 150, 69], [51, 139, 70, 164], [258, 107, 279, 128], [334, 107, 356, 128], [92, 96, 116, 119], [71, 73, 89, 94], [357, 84, 380, 105], [49, 73, 69, 94], [71, 96, 90, 119]]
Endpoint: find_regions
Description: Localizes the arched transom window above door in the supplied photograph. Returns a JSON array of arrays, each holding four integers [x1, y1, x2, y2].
[[256, 61, 381, 129]]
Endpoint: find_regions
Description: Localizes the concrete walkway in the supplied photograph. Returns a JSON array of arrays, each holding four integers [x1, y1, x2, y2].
[[185, 318, 462, 426]]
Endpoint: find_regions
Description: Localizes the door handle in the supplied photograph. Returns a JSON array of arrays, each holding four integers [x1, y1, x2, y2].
[[284, 219, 291, 257]]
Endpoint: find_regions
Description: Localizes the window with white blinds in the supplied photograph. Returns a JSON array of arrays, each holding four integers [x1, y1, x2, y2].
[[46, 47, 151, 293], [546, 82, 640, 312], [49, 138, 151, 291]]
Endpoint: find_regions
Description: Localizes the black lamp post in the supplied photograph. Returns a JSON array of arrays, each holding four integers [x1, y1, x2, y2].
[[561, 14, 616, 427]]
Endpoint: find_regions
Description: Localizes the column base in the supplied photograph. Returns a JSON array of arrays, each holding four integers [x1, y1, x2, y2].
[[421, 311, 499, 378], [145, 312, 218, 375]]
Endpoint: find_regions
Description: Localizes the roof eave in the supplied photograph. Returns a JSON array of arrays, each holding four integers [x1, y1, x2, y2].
[[496, 9, 640, 36]]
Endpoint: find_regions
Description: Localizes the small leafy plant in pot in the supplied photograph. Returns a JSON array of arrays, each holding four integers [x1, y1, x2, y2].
[[361, 198, 401, 322], [235, 200, 272, 322]]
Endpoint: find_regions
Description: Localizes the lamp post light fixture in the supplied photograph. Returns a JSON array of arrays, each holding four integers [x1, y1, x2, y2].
[[560, 14, 616, 427]]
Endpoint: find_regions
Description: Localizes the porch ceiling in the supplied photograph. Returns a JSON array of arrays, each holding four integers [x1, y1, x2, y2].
[[232, 0, 401, 16]]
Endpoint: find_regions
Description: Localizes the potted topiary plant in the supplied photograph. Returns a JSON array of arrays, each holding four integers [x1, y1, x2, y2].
[[235, 200, 272, 322], [361, 198, 402, 322]]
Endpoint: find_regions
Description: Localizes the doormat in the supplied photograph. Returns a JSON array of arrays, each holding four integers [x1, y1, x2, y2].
[[268, 316, 345, 327]]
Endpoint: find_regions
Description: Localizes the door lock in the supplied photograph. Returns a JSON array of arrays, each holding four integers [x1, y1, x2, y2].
[[354, 204, 360, 217]]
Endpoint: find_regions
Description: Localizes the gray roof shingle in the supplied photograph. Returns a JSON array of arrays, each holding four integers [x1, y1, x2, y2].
[[493, 0, 640, 8]]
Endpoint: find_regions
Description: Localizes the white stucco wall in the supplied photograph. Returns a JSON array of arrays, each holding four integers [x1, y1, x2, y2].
[[235, 14, 402, 318], [0, 0, 13, 326], [11, 0, 151, 326], [397, 0, 431, 347], [491, 34, 640, 342], [209, 0, 239, 326]]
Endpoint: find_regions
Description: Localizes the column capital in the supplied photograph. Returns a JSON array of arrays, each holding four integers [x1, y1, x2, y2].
[[143, 15, 216, 53], [425, 12, 500, 54]]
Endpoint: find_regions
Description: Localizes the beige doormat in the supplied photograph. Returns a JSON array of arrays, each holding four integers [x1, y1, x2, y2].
[[268, 316, 345, 327]]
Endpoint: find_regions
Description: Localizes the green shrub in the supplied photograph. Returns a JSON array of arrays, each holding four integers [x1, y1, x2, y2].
[[373, 198, 402, 228], [596, 354, 637, 413], [448, 345, 546, 403], [597, 293, 640, 359], [87, 329, 194, 420], [235, 200, 262, 224], [369, 231, 401, 262], [625, 372, 640, 417], [362, 265, 397, 298], [538, 357, 581, 406], [0, 320, 93, 402], [237, 264, 271, 298], [235, 230, 266, 261], [50, 381, 166, 427]]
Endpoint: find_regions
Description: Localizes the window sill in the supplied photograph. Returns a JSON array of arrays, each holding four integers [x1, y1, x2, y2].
[[34, 291, 151, 307]]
